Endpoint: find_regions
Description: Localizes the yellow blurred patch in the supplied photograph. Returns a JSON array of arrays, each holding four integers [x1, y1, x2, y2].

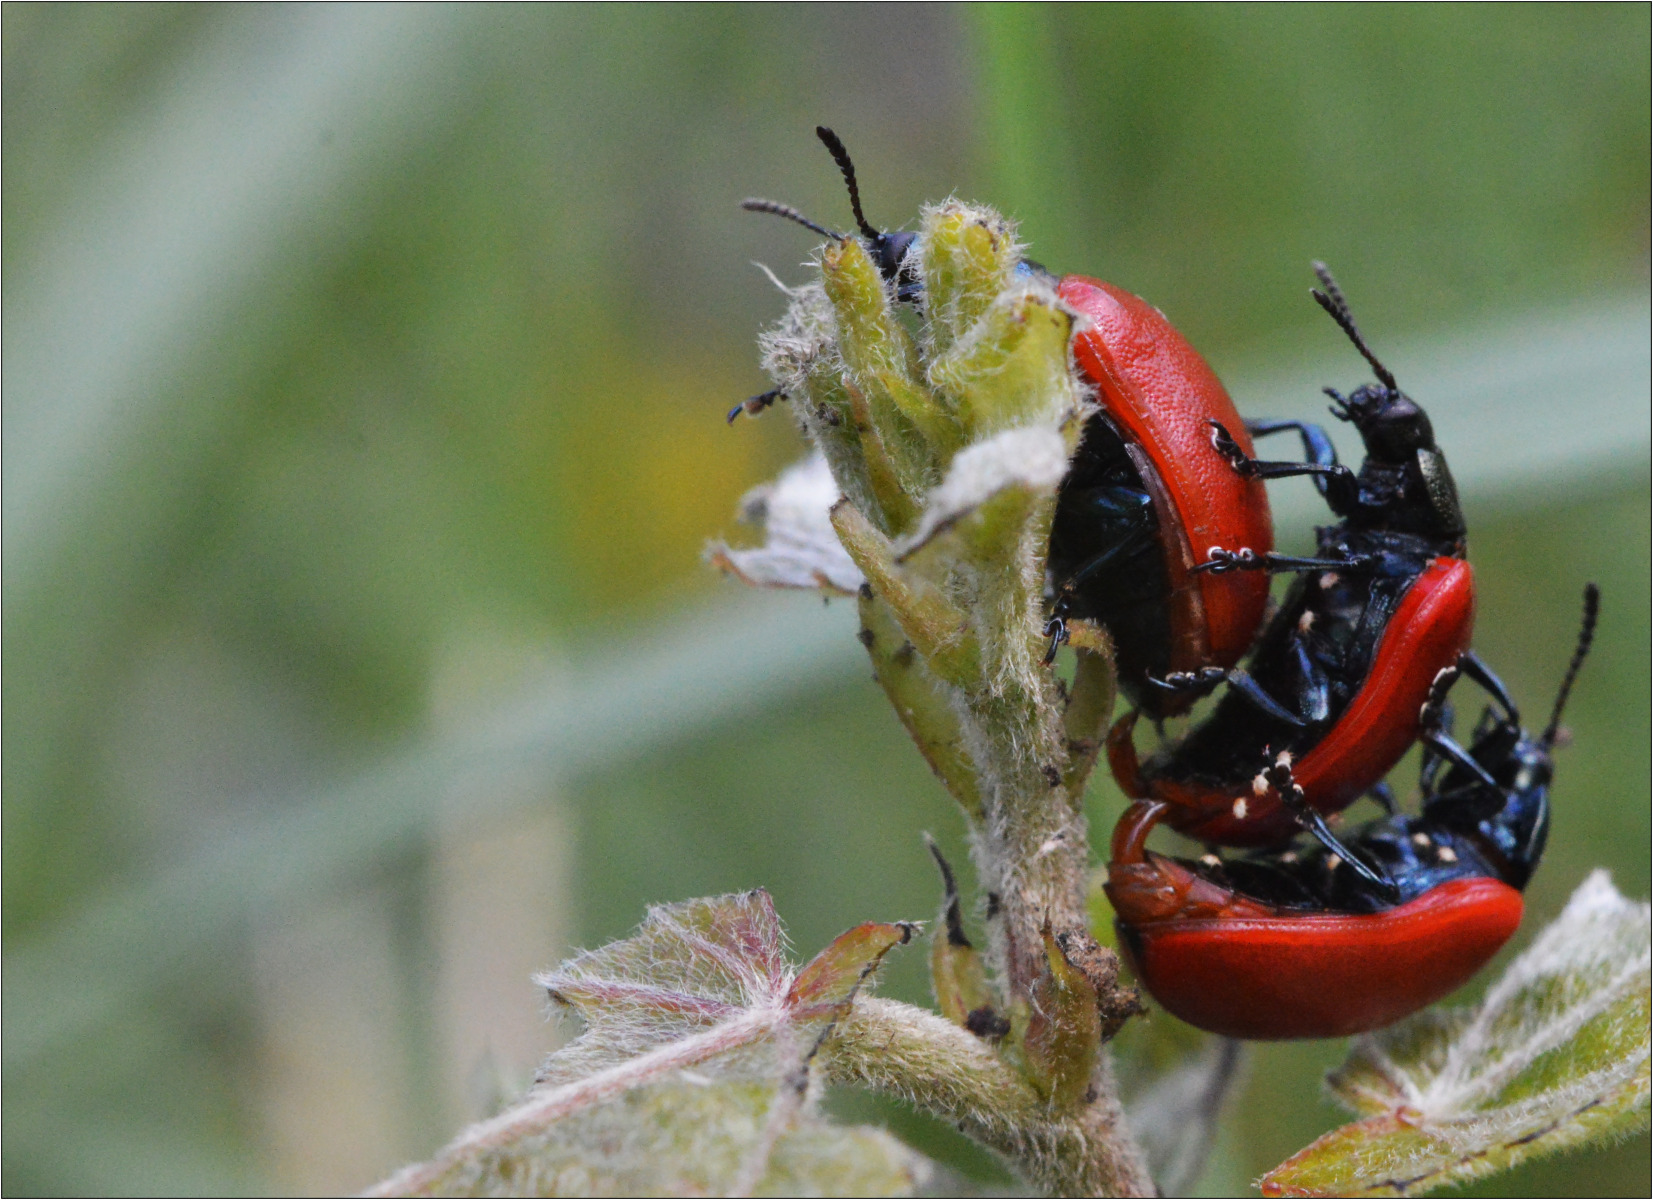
[[558, 351, 786, 612]]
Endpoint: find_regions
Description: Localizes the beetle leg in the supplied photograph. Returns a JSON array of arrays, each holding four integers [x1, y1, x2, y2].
[[1419, 776, 1509, 825], [1304, 811, 1400, 901], [1062, 507, 1158, 590], [1418, 664, 1461, 731], [1149, 667, 1308, 728], [727, 388, 786, 423], [1224, 670, 1310, 728], [1283, 632, 1331, 724], [1417, 704, 1457, 796], [1211, 419, 1356, 483], [1194, 547, 1373, 575], [1146, 665, 1228, 700], [1040, 612, 1069, 667], [1262, 757, 1399, 901], [1417, 665, 1459, 796], [1455, 650, 1521, 726], [1244, 418, 1341, 466], [1419, 726, 1501, 792], [1214, 418, 1361, 514]]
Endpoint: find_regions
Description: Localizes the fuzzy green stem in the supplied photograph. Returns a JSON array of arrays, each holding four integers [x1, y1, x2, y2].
[[829, 997, 1154, 1197], [748, 196, 1152, 1194]]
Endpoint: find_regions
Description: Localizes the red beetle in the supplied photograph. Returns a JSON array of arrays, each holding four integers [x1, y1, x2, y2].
[[1104, 799, 1522, 1039], [1106, 266, 1493, 850], [1045, 277, 1275, 718], [740, 127, 1277, 719], [1109, 554, 1476, 846]]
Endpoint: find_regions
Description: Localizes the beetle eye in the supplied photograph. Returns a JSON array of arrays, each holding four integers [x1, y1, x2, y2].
[[874, 230, 917, 281]]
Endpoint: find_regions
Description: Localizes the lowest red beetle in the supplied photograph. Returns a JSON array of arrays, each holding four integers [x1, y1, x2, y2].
[[1105, 585, 1597, 1039]]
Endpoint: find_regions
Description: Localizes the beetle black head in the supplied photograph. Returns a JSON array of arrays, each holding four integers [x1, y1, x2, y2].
[[742, 127, 917, 294], [812, 126, 917, 285], [1312, 262, 1437, 463]]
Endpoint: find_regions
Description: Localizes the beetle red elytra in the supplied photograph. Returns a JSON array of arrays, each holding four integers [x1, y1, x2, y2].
[[1105, 800, 1522, 1039], [1045, 278, 1274, 719], [739, 128, 1277, 719], [1105, 586, 1597, 1039], [1109, 552, 1477, 848]]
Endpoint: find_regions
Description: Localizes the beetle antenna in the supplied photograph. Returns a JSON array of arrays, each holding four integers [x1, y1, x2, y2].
[[815, 125, 881, 243], [1311, 261, 1399, 393], [740, 198, 842, 241], [1542, 583, 1600, 746]]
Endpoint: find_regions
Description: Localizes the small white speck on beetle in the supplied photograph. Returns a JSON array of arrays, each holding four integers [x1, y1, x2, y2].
[[1232, 797, 1249, 819], [1252, 773, 1270, 796], [1280, 851, 1298, 864], [1200, 854, 1222, 868], [1275, 750, 1294, 768], [1326, 854, 1343, 872], [1437, 846, 1458, 863], [1412, 832, 1432, 847], [1298, 609, 1316, 633], [1319, 572, 1340, 588]]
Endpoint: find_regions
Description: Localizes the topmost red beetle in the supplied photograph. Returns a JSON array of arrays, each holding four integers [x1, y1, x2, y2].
[[738, 127, 1278, 719]]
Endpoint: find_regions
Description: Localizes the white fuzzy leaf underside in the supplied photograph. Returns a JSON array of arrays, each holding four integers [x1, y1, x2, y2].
[[895, 424, 1070, 559], [707, 454, 864, 594], [372, 892, 931, 1198]]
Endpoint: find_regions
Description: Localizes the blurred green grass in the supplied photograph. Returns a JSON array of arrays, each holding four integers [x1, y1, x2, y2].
[[3, 5, 1647, 1195]]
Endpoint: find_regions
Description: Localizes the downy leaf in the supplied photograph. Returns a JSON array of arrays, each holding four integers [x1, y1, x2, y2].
[[371, 892, 928, 1197], [1263, 871, 1651, 1197]]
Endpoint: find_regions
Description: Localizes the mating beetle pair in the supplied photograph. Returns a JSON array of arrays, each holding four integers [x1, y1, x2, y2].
[[738, 129, 1597, 1039], [1105, 587, 1597, 1038], [1083, 281, 1598, 1037]]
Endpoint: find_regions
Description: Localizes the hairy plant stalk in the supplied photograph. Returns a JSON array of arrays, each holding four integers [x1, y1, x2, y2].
[[966, 685, 1089, 998], [830, 998, 1152, 1196], [724, 199, 1155, 1194]]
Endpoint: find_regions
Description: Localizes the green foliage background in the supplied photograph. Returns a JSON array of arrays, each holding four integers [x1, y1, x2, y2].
[[4, 6, 1647, 1195]]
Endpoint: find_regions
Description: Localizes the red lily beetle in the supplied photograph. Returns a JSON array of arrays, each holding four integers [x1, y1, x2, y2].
[[1104, 800, 1522, 1039], [1044, 277, 1275, 718], [1108, 553, 1476, 847]]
